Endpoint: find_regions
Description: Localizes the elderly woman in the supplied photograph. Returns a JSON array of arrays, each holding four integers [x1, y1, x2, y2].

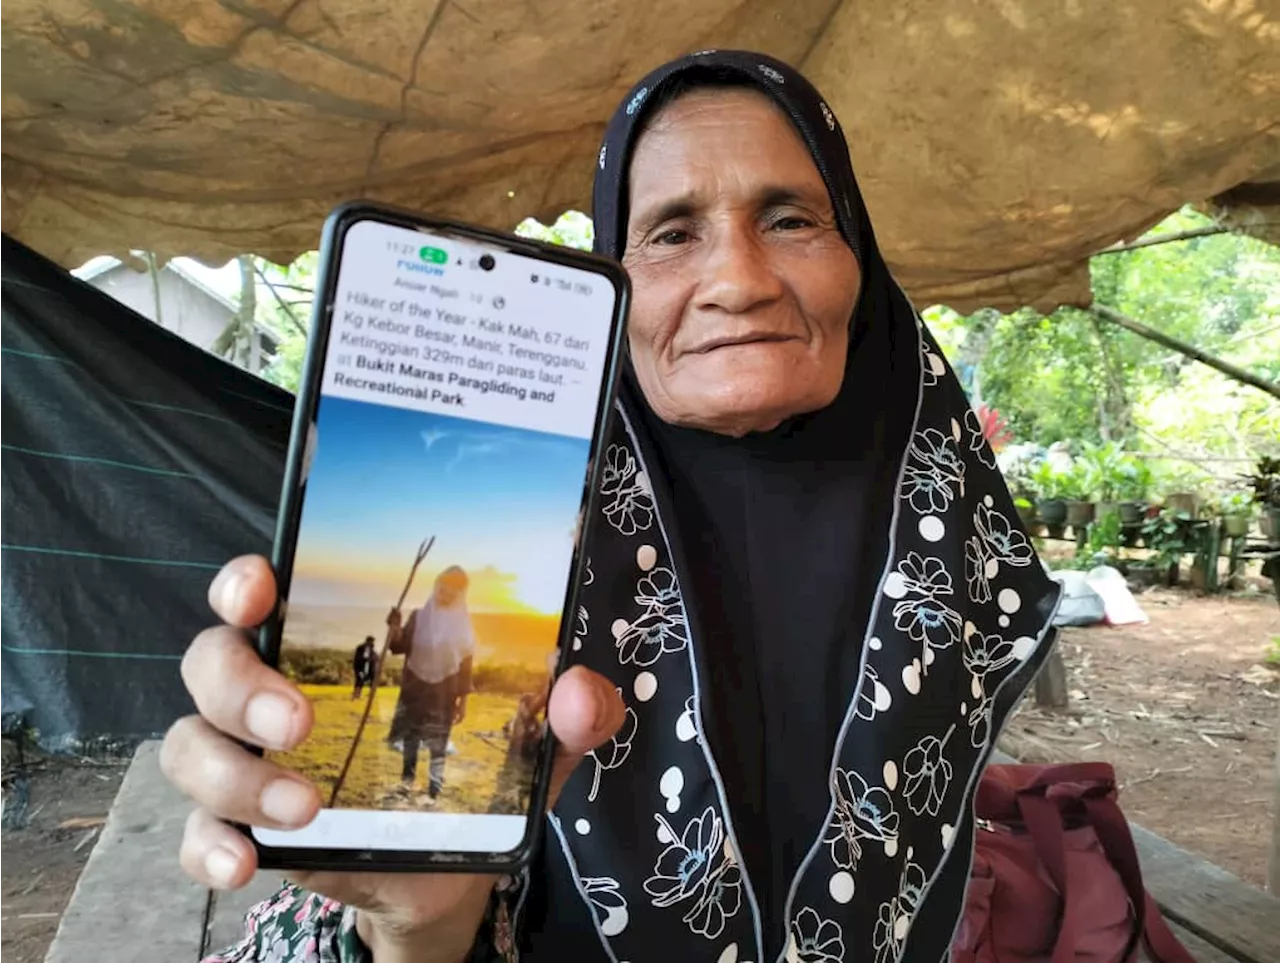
[[163, 51, 1058, 963], [385, 565, 476, 801]]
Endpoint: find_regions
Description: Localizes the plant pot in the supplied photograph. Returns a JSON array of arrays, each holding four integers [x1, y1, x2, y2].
[[1223, 514, 1251, 538], [1066, 500, 1096, 527], [1037, 498, 1068, 528], [1096, 501, 1120, 521], [1014, 502, 1036, 528], [1262, 507, 1280, 542], [1119, 501, 1145, 526], [1127, 565, 1162, 589], [1165, 492, 1199, 517]]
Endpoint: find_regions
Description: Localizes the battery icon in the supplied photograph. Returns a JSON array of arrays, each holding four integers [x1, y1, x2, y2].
[[419, 245, 448, 264]]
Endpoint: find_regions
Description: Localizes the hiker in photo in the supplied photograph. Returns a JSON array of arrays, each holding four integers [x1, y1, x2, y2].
[[385, 565, 475, 800], [350, 636, 375, 700]]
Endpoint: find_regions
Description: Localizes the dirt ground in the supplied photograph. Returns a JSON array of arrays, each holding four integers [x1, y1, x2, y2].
[[1001, 586, 1280, 886], [1, 748, 127, 963], [2, 591, 1276, 963]]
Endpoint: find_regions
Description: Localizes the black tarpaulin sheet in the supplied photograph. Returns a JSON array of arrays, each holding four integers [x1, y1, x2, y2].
[[1, 235, 293, 749]]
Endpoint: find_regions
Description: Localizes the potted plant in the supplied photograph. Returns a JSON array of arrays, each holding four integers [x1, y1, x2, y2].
[[1216, 490, 1254, 538], [1060, 462, 1097, 528], [1164, 492, 1199, 516], [1115, 459, 1154, 526], [1013, 496, 1037, 529], [1137, 508, 1192, 587], [1031, 462, 1069, 536], [1079, 441, 1125, 521], [1244, 456, 1280, 541], [996, 442, 1045, 505]]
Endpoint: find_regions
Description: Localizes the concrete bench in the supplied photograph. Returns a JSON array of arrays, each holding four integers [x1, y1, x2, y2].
[[1131, 822, 1280, 963], [46, 742, 1280, 961], [44, 742, 280, 962]]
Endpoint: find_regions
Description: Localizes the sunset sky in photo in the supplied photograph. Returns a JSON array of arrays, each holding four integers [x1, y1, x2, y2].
[[289, 398, 589, 615]]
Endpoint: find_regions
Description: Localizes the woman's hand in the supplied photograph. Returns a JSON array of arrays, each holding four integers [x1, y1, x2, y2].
[[160, 555, 625, 963]]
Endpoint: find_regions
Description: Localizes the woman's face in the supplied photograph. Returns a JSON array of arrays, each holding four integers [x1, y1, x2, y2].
[[435, 574, 466, 606], [622, 88, 861, 437]]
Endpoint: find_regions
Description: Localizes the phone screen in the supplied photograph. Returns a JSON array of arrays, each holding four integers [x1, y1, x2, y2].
[[252, 216, 622, 858]]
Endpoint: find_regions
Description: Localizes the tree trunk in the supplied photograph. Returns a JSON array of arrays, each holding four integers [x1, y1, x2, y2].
[[235, 255, 256, 366], [1034, 644, 1069, 710], [145, 252, 164, 328], [213, 255, 258, 364], [1088, 312, 1132, 441], [1270, 711, 1280, 895], [1095, 225, 1227, 255], [1090, 304, 1280, 400]]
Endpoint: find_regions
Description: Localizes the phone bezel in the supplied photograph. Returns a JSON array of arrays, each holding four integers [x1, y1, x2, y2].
[[245, 200, 630, 873]]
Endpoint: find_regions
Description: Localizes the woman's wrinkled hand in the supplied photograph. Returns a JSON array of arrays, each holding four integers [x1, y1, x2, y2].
[[160, 554, 624, 963]]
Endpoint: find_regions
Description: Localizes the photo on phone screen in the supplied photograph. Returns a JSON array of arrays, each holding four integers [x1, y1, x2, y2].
[[252, 210, 625, 863]]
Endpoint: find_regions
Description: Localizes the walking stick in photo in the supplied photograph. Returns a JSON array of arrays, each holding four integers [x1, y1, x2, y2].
[[328, 535, 435, 807]]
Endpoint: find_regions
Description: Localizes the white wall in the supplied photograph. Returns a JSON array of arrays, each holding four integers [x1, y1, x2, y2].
[[86, 266, 270, 373]]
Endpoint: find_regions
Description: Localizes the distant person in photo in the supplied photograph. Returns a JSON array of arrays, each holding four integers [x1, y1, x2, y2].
[[386, 566, 476, 800], [350, 635, 375, 699], [488, 651, 555, 814]]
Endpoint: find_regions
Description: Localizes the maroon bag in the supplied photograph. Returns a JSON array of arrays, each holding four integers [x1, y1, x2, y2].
[[950, 763, 1196, 963]]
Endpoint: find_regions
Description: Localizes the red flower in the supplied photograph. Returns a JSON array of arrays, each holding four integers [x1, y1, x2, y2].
[[975, 404, 1013, 452]]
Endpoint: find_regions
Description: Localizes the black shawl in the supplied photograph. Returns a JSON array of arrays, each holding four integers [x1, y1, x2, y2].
[[517, 50, 1062, 963]]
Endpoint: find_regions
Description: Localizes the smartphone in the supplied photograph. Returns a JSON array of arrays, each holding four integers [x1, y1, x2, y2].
[[250, 201, 629, 872]]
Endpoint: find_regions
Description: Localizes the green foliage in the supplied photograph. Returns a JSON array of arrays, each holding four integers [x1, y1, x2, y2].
[[254, 252, 318, 393], [1214, 489, 1254, 517], [1084, 508, 1123, 558], [1077, 441, 1124, 501], [1245, 455, 1280, 509], [1265, 636, 1280, 666], [514, 211, 594, 251], [1092, 209, 1276, 347], [1115, 459, 1154, 503], [1139, 509, 1195, 571], [1057, 461, 1098, 501], [1031, 462, 1069, 501], [1075, 441, 1152, 502], [929, 206, 1280, 500], [971, 306, 1116, 445]]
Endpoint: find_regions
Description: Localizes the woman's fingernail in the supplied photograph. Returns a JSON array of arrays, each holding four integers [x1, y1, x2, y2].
[[260, 778, 316, 826], [244, 692, 297, 749], [205, 846, 242, 887], [593, 684, 612, 731], [215, 566, 245, 615]]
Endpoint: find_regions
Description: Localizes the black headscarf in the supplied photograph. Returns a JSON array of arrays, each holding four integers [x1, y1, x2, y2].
[[593, 51, 921, 943], [517, 51, 1061, 963]]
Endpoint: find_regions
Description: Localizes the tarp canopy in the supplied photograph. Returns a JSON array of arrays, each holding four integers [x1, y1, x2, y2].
[[1, 236, 291, 747], [2, 1, 1278, 312]]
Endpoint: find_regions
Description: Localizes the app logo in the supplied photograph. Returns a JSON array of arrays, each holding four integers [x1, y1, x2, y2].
[[397, 244, 448, 278]]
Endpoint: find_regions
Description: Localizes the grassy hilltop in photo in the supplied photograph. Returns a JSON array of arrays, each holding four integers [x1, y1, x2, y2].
[[279, 609, 557, 693]]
